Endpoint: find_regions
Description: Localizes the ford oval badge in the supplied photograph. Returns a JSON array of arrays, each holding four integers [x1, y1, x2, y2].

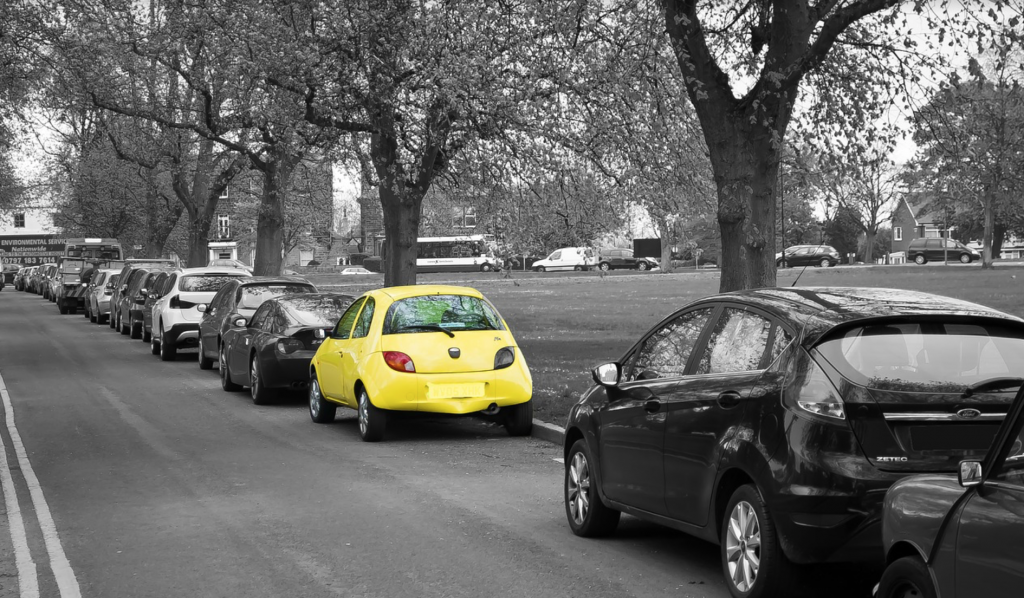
[[957, 408, 982, 420]]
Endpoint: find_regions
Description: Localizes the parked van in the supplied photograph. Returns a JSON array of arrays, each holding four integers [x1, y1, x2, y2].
[[907, 237, 980, 264], [531, 247, 596, 272]]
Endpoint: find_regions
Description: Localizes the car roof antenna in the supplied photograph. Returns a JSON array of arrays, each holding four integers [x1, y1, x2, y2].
[[791, 262, 811, 287]]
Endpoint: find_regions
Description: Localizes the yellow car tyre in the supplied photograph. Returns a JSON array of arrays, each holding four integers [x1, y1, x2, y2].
[[308, 375, 336, 424], [502, 401, 533, 436], [357, 388, 386, 442], [565, 439, 619, 537]]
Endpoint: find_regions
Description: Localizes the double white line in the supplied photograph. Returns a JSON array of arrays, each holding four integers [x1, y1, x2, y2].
[[0, 370, 81, 598]]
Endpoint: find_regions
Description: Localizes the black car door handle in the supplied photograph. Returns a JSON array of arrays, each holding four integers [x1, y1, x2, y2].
[[644, 399, 661, 413], [717, 391, 742, 408]]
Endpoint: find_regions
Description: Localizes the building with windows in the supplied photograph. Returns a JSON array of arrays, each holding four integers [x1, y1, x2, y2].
[[0, 203, 59, 237], [890, 196, 953, 261]]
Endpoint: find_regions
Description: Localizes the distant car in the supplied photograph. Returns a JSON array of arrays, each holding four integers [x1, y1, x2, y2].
[[197, 277, 318, 372], [220, 293, 356, 403], [307, 285, 533, 441], [21, 267, 38, 293], [877, 383, 1024, 598], [775, 244, 840, 268], [339, 267, 375, 275], [13, 267, 29, 291], [127, 271, 171, 339], [150, 267, 252, 361], [907, 237, 980, 265], [532, 247, 596, 272], [139, 271, 174, 342], [116, 267, 175, 336], [562, 287, 1024, 598], [596, 248, 654, 271], [85, 271, 120, 324], [1, 264, 20, 286], [208, 258, 253, 272], [109, 259, 179, 330]]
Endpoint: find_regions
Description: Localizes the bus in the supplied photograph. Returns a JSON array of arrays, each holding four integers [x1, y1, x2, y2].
[[416, 235, 499, 273], [55, 238, 125, 314]]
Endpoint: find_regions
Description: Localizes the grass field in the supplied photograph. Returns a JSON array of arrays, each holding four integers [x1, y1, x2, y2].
[[310, 264, 1024, 426]]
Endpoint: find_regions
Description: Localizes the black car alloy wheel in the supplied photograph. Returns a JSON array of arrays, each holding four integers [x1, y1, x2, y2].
[[720, 484, 794, 598], [564, 440, 619, 537]]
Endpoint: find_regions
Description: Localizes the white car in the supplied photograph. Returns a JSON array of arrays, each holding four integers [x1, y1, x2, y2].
[[150, 267, 252, 361], [339, 267, 375, 275], [531, 247, 596, 272]]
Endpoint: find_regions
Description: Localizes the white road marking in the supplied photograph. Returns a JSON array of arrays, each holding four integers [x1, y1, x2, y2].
[[0, 370, 82, 598], [0, 387, 39, 598]]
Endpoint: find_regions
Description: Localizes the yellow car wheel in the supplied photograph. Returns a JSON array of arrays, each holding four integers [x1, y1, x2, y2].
[[308, 375, 336, 423], [502, 401, 533, 436], [357, 388, 386, 442]]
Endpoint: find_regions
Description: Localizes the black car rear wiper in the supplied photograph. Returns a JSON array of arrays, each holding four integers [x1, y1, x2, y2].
[[962, 377, 1024, 398], [397, 324, 456, 338]]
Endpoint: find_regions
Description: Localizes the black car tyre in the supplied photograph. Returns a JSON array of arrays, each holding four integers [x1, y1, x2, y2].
[[914, 255, 927, 265], [357, 388, 386, 442], [536, 266, 546, 273], [58, 302, 68, 315], [959, 253, 971, 264], [219, 346, 240, 390], [480, 263, 493, 272], [564, 439, 620, 537], [573, 265, 584, 271], [308, 375, 336, 423], [89, 308, 97, 323], [876, 556, 936, 598], [599, 262, 611, 271], [250, 358, 274, 405], [130, 318, 142, 339], [83, 306, 91, 318], [721, 484, 794, 598], [502, 401, 533, 436], [198, 348, 215, 370], [150, 334, 160, 355], [637, 261, 649, 271], [142, 328, 151, 343], [159, 330, 177, 361], [119, 312, 129, 335], [109, 310, 116, 328], [819, 258, 831, 268]]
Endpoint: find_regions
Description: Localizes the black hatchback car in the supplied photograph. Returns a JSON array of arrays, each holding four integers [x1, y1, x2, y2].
[[562, 287, 1024, 598]]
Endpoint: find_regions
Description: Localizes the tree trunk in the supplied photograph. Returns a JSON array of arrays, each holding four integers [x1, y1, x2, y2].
[[710, 144, 778, 292], [981, 190, 995, 270], [252, 150, 298, 276], [862, 229, 877, 264], [656, 216, 675, 274], [187, 211, 213, 267], [379, 184, 423, 287], [993, 223, 1006, 258]]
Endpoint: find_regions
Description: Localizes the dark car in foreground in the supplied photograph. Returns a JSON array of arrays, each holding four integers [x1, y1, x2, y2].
[[197, 277, 318, 373], [876, 383, 1024, 598], [561, 287, 1024, 598], [220, 293, 355, 403]]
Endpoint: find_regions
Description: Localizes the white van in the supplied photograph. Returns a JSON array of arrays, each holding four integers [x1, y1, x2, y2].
[[531, 247, 596, 272]]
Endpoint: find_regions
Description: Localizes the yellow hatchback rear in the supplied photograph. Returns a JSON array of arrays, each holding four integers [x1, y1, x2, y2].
[[309, 285, 533, 442]]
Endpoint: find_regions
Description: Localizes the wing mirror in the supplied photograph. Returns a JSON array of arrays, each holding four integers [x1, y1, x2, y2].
[[120, 284, 128, 292], [592, 363, 620, 387], [196, 303, 208, 313], [959, 460, 983, 488], [232, 316, 247, 327]]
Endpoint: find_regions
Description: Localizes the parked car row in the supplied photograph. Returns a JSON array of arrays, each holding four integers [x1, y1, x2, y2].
[[12, 270, 1024, 597], [530, 246, 659, 272]]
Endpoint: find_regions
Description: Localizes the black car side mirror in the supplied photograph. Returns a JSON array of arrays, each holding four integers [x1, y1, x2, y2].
[[232, 316, 247, 327], [592, 363, 620, 387]]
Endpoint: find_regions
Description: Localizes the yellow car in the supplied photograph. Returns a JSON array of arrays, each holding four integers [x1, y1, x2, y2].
[[307, 285, 533, 441]]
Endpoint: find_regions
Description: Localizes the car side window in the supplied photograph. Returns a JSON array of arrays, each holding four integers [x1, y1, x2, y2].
[[994, 418, 1024, 487], [628, 308, 714, 381], [695, 308, 773, 375], [263, 305, 280, 333], [249, 304, 272, 330], [333, 298, 366, 340], [767, 326, 794, 365], [352, 298, 376, 339]]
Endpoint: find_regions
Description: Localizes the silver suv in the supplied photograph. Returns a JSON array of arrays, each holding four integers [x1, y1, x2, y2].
[[150, 267, 252, 361]]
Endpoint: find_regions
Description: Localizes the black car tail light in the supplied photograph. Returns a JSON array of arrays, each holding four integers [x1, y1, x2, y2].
[[494, 347, 515, 370], [169, 296, 198, 309], [276, 338, 304, 355], [783, 350, 846, 422]]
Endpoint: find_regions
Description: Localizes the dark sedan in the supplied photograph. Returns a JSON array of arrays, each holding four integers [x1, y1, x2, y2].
[[197, 277, 318, 373], [220, 293, 355, 403], [876, 383, 1024, 598], [561, 287, 1024, 598], [776, 244, 840, 268]]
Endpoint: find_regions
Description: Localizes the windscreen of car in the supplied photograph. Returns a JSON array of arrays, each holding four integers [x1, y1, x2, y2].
[[815, 321, 1024, 392], [237, 284, 315, 309], [383, 295, 505, 334], [179, 274, 248, 292], [280, 296, 355, 327]]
